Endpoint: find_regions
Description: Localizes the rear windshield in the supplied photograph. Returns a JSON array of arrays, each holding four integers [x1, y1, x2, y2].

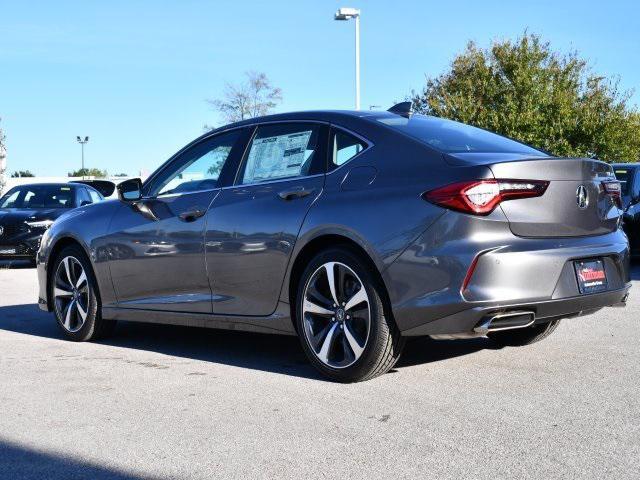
[[613, 167, 634, 196], [0, 185, 75, 209], [375, 114, 548, 156]]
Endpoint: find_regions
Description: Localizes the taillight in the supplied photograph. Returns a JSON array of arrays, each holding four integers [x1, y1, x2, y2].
[[602, 180, 622, 208], [423, 179, 549, 215]]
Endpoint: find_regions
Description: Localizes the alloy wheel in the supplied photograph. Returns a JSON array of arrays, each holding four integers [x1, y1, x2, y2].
[[53, 256, 90, 333], [302, 261, 371, 369]]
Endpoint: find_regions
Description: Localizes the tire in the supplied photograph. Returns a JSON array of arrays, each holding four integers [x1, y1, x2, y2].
[[295, 247, 405, 382], [488, 319, 561, 347], [50, 245, 116, 341]]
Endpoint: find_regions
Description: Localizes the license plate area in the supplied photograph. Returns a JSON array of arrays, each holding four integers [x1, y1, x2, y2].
[[574, 258, 608, 294]]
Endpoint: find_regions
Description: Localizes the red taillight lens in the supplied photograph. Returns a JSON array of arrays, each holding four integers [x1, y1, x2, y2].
[[602, 180, 622, 207], [423, 179, 549, 215]]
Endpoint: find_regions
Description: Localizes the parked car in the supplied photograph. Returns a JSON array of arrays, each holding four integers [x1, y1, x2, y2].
[[0, 182, 104, 263], [612, 163, 640, 256], [36, 105, 631, 382]]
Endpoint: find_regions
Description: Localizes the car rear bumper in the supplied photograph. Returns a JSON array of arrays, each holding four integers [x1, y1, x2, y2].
[[382, 212, 631, 336], [401, 284, 630, 336]]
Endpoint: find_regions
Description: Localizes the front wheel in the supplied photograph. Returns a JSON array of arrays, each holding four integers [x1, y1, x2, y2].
[[295, 248, 405, 382], [50, 245, 115, 341]]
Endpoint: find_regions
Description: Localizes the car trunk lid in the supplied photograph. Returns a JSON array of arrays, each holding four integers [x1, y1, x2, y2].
[[445, 153, 621, 237]]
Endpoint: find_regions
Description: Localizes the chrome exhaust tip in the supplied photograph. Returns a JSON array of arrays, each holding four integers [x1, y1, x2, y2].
[[474, 311, 536, 335]]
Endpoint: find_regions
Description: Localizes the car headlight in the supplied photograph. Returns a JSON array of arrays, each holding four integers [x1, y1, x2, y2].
[[26, 219, 54, 229]]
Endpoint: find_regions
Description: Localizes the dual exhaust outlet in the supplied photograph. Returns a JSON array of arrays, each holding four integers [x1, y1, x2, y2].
[[430, 311, 536, 340], [473, 311, 536, 335]]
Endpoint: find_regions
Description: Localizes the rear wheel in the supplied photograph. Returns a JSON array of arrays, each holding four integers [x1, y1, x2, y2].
[[295, 248, 405, 382], [488, 319, 561, 347], [50, 245, 116, 341]]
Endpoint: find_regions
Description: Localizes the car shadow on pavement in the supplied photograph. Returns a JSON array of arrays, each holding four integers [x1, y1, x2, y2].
[[0, 303, 497, 381], [0, 438, 160, 480]]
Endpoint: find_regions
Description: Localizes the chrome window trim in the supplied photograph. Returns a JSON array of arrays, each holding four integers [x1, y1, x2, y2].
[[327, 124, 374, 173], [143, 119, 375, 199]]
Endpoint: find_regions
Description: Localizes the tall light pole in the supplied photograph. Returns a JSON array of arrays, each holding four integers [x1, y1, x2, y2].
[[334, 7, 361, 110], [76, 136, 89, 179]]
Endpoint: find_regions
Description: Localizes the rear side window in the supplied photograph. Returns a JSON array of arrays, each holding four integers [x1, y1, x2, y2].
[[240, 123, 322, 184], [375, 114, 547, 156], [330, 129, 367, 170]]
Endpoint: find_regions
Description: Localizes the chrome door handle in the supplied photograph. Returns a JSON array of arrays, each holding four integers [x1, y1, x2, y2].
[[179, 209, 206, 222], [277, 187, 315, 201]]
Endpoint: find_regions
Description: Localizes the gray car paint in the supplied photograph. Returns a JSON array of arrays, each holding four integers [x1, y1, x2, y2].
[[36, 110, 632, 337]]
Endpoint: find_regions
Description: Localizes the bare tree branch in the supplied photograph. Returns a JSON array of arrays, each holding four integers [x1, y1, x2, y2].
[[206, 72, 282, 129]]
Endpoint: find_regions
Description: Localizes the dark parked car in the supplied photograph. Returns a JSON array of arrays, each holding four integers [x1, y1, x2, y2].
[[36, 106, 631, 382], [0, 183, 103, 263], [612, 163, 640, 256]]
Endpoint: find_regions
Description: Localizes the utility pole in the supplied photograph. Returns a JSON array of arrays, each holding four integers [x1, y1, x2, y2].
[[76, 136, 89, 179]]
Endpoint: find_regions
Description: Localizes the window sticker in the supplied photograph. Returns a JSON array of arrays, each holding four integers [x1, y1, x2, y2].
[[244, 130, 313, 183]]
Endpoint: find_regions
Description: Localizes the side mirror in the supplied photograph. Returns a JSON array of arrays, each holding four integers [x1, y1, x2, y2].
[[80, 200, 92, 207], [117, 178, 143, 201]]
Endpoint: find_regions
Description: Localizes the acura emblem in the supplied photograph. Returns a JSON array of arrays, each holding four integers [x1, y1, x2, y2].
[[576, 185, 589, 210]]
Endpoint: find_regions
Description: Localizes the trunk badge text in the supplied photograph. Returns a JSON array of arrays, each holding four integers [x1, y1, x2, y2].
[[576, 185, 589, 210]]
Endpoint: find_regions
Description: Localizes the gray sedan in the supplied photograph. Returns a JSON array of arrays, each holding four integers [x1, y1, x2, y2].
[[35, 105, 631, 382]]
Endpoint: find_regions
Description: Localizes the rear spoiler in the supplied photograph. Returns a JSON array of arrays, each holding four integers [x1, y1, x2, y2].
[[71, 180, 116, 197]]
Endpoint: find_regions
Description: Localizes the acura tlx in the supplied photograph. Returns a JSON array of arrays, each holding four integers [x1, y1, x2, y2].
[[36, 103, 630, 382]]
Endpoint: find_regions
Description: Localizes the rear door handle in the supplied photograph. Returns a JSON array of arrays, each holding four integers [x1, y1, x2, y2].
[[179, 208, 206, 222], [277, 187, 315, 201]]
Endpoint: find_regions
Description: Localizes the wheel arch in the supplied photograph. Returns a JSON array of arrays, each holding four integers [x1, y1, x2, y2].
[[287, 233, 394, 333], [46, 236, 95, 311]]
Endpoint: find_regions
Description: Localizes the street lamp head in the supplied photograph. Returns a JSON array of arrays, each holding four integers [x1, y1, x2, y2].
[[76, 136, 81, 142], [84, 136, 89, 142], [334, 7, 360, 20]]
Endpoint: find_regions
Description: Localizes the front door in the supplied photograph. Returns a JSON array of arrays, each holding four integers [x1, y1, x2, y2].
[[205, 122, 328, 315], [106, 129, 245, 312]]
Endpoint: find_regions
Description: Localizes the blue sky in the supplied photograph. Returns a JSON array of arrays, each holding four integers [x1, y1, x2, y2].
[[1, 0, 639, 176]]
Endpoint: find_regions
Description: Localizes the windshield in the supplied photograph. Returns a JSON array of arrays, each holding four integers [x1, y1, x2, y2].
[[375, 114, 548, 156], [613, 167, 633, 196], [0, 185, 76, 209]]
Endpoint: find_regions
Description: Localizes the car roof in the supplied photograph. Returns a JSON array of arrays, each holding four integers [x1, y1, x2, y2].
[[204, 109, 397, 134], [6, 182, 79, 189]]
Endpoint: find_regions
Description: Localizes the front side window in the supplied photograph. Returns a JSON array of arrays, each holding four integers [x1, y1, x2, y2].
[[0, 185, 75, 209], [78, 187, 92, 205], [150, 129, 242, 197], [88, 189, 102, 203], [240, 124, 321, 184], [331, 129, 367, 170]]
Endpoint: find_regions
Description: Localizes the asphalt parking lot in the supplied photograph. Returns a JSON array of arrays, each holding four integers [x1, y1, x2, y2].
[[1, 264, 639, 480]]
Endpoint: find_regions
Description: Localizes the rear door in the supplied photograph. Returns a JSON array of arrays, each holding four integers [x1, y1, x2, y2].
[[204, 122, 328, 315]]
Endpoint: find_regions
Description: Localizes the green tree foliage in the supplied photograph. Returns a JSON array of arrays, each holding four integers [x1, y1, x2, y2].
[[411, 33, 640, 162], [11, 170, 35, 177], [68, 168, 108, 178]]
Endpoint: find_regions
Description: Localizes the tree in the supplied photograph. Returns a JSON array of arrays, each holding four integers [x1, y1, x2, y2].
[[68, 168, 108, 178], [207, 71, 282, 127], [11, 170, 35, 177], [410, 33, 640, 162]]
